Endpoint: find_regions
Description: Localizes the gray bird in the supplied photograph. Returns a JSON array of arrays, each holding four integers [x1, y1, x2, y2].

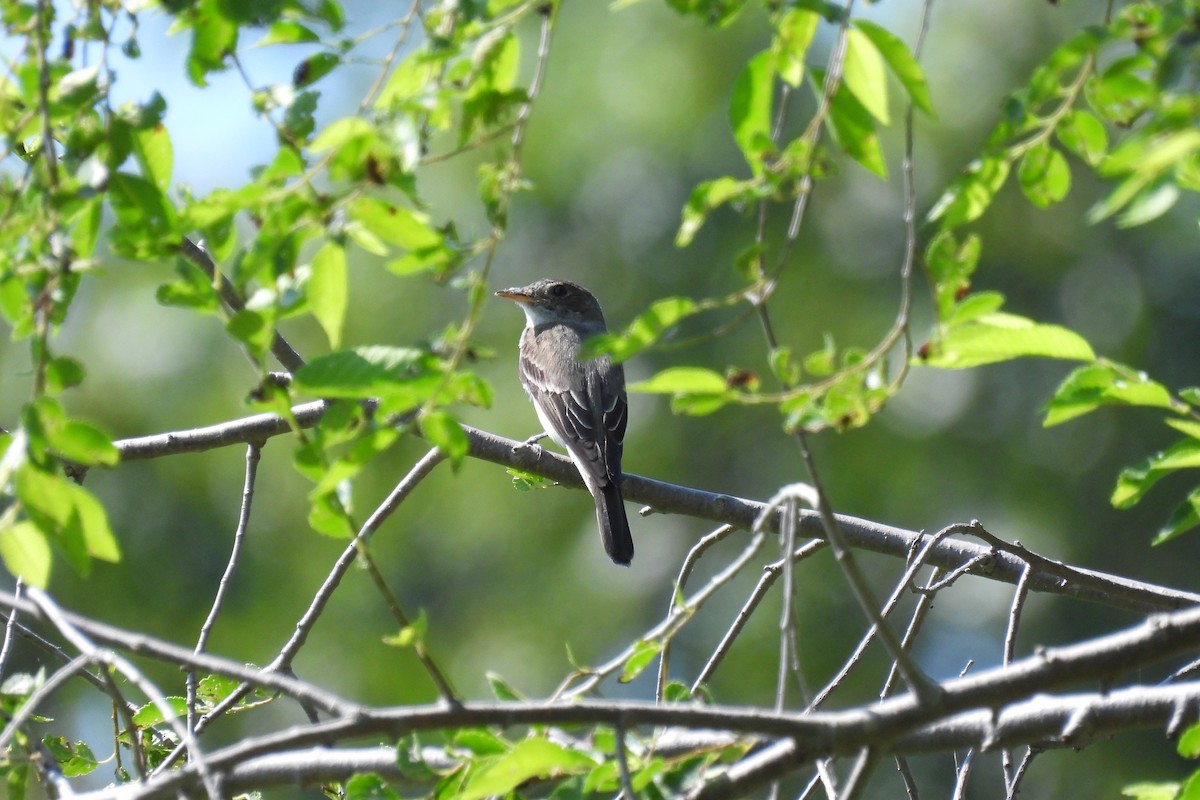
[[495, 279, 634, 565]]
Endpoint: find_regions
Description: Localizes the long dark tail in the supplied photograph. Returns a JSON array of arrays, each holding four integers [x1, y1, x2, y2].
[[596, 481, 634, 566]]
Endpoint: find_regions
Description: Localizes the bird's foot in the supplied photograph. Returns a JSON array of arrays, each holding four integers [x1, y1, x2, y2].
[[512, 432, 548, 457]]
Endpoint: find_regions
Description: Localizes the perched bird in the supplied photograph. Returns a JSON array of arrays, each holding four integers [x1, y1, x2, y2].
[[495, 279, 634, 566]]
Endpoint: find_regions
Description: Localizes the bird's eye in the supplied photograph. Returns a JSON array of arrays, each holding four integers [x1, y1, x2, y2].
[[549, 284, 568, 297]]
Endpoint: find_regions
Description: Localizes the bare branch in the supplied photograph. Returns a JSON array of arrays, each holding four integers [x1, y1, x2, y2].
[[111, 410, 1200, 615]]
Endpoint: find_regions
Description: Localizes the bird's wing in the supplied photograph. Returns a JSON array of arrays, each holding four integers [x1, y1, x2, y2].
[[518, 329, 623, 490]]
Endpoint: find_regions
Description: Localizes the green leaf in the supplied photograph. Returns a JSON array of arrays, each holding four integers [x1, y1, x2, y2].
[[131, 697, 188, 727], [729, 50, 775, 174], [852, 20, 935, 117], [42, 736, 99, 777], [927, 156, 1011, 228], [922, 313, 1094, 369], [1160, 494, 1200, 545], [308, 241, 347, 349], [1120, 781, 1183, 800], [309, 117, 376, 154], [1117, 182, 1179, 228], [0, 522, 51, 588], [133, 124, 172, 192], [186, 0, 237, 86], [1043, 363, 1175, 426], [1017, 143, 1071, 208], [842, 27, 890, 124], [1056, 110, 1107, 166], [294, 52, 340, 88], [629, 367, 727, 394], [294, 346, 439, 401], [460, 738, 595, 800], [486, 671, 524, 701], [256, 20, 320, 46], [15, 464, 120, 572], [225, 309, 276, 361], [1178, 721, 1200, 757], [582, 297, 700, 363], [44, 356, 85, 394], [419, 410, 469, 468], [344, 773, 400, 800], [819, 68, 887, 177], [382, 610, 427, 648], [308, 492, 355, 538], [454, 728, 510, 756], [1113, 439, 1200, 509], [773, 9, 819, 87], [619, 639, 663, 683], [349, 198, 443, 250], [676, 176, 759, 247]]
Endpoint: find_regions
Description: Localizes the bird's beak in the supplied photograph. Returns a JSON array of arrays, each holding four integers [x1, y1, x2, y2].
[[495, 288, 533, 304]]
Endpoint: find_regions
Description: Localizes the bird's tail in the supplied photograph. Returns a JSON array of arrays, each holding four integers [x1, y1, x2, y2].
[[596, 481, 634, 566]]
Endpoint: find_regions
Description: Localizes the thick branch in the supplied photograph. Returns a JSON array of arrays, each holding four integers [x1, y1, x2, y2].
[[54, 603, 1200, 799], [111, 405, 1200, 615]]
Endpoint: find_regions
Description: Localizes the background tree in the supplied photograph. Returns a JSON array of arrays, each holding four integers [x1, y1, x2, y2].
[[1, 0, 1200, 797]]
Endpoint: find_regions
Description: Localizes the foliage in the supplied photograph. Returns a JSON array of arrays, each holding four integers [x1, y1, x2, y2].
[[0, 0, 1197, 796]]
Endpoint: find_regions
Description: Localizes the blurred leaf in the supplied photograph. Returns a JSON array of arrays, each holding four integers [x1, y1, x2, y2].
[[0, 522, 51, 588], [294, 346, 433, 398], [383, 610, 428, 647], [1056, 110, 1107, 166], [1177, 721, 1200, 757], [460, 738, 595, 800], [927, 156, 1010, 228], [349, 198, 443, 250], [308, 241, 347, 349], [1117, 182, 1179, 228], [454, 729, 511, 756], [256, 20, 320, 46], [1044, 362, 1176, 426], [293, 52, 340, 87], [1161, 495, 1200, 546], [620, 640, 663, 683], [818, 68, 887, 177], [922, 313, 1094, 368], [1120, 782, 1183, 800], [629, 367, 727, 394], [486, 671, 524, 701], [44, 356, 84, 394], [842, 27, 889, 124], [773, 9, 818, 87], [583, 297, 700, 362], [677, 176, 759, 247], [133, 124, 172, 192], [729, 50, 775, 173], [1112, 439, 1200, 509], [15, 463, 120, 571], [1018, 143, 1071, 207], [308, 492, 355, 537], [419, 410, 469, 468], [344, 773, 400, 800], [852, 20, 935, 117], [226, 308, 276, 361], [42, 736, 99, 777], [131, 697, 188, 727]]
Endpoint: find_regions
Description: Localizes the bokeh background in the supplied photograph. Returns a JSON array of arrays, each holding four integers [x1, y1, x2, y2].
[[2, 0, 1199, 796]]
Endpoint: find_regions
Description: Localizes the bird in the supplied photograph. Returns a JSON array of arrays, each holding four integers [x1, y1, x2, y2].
[[495, 278, 634, 565]]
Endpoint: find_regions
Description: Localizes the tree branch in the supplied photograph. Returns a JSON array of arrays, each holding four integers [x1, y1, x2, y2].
[[111, 406, 1200, 615]]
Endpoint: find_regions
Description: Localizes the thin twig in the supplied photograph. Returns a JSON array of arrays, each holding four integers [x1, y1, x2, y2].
[[615, 721, 636, 799], [657, 524, 737, 703], [189, 443, 262, 733], [691, 539, 826, 693]]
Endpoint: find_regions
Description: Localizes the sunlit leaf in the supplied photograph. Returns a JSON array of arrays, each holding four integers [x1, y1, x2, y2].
[[1018, 143, 1071, 208], [0, 522, 51, 588], [308, 241, 347, 349], [729, 50, 775, 173], [582, 297, 700, 363], [620, 639, 663, 683], [629, 367, 727, 394], [922, 312, 1094, 368], [1112, 439, 1200, 509], [842, 27, 890, 124], [1044, 362, 1175, 426], [419, 410, 469, 468], [853, 20, 935, 117], [460, 738, 596, 800]]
